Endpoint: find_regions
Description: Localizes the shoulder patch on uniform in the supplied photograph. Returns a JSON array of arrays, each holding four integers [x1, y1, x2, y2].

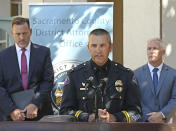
[[64, 76, 70, 86], [132, 75, 138, 84]]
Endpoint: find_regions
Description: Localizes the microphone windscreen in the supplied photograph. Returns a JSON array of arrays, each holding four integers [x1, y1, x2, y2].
[[88, 76, 94, 81], [103, 78, 108, 83]]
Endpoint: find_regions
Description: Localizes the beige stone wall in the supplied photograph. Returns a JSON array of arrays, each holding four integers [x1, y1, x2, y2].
[[123, 0, 160, 70], [23, 0, 174, 71], [44, 0, 87, 1], [162, 0, 176, 69]]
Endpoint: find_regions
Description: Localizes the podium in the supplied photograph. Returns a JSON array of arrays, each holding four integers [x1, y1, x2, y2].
[[0, 122, 176, 131]]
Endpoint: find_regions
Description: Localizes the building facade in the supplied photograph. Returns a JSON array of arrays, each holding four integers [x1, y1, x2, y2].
[[0, 0, 175, 70]]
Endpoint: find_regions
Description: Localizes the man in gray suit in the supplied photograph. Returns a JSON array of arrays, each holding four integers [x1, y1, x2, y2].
[[134, 38, 176, 123]]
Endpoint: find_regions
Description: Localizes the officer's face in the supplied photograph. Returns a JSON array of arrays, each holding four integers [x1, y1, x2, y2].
[[88, 34, 112, 66], [147, 40, 165, 66], [11, 23, 32, 49]]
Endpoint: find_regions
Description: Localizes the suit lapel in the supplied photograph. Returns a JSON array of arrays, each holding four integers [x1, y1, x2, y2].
[[143, 64, 156, 95], [11, 45, 21, 81], [156, 64, 168, 95], [28, 43, 36, 84]]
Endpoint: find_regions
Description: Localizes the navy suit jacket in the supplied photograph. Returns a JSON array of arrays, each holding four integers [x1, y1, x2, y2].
[[0, 43, 54, 120], [134, 64, 176, 122]]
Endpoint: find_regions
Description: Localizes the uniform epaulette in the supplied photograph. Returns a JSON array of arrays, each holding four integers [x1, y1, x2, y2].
[[125, 67, 133, 73], [113, 61, 133, 73], [68, 61, 88, 74]]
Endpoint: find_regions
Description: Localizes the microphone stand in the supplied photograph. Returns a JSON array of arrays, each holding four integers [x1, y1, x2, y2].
[[94, 86, 98, 122], [94, 78, 108, 122], [83, 76, 94, 112]]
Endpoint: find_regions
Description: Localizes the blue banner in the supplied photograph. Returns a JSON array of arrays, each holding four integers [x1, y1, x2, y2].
[[29, 2, 113, 111]]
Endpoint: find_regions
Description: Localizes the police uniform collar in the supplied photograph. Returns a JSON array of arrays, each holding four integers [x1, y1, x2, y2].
[[90, 59, 111, 73]]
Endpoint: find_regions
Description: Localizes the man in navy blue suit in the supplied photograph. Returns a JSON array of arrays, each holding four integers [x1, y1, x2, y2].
[[0, 17, 54, 121]]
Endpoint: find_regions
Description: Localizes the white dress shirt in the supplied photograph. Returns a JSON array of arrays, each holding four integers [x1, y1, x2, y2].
[[148, 62, 163, 81]]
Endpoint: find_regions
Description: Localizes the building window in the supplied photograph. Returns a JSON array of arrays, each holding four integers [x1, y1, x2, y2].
[[11, 0, 22, 16], [0, 29, 11, 51], [0, 0, 22, 50]]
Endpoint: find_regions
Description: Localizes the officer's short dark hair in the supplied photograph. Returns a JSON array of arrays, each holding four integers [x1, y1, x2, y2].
[[89, 28, 111, 44], [12, 17, 30, 28]]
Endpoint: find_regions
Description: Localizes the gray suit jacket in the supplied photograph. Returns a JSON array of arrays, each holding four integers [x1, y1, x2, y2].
[[134, 64, 176, 122]]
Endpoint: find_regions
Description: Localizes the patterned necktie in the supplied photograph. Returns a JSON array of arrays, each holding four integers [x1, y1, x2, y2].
[[153, 68, 159, 94], [21, 48, 28, 90]]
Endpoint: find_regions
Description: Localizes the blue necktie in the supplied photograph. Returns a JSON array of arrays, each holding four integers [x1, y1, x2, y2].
[[153, 68, 159, 94]]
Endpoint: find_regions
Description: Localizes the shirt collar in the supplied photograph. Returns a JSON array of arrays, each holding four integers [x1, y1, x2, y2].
[[90, 59, 111, 73], [148, 62, 163, 73], [15, 42, 31, 52]]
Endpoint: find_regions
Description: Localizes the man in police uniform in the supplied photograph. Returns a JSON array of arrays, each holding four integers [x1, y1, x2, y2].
[[60, 28, 142, 122]]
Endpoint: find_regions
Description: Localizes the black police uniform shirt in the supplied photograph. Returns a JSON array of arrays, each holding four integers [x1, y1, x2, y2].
[[60, 59, 142, 122]]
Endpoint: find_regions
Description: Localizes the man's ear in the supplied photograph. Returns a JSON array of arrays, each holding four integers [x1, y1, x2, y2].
[[162, 49, 166, 55], [87, 43, 89, 49], [30, 28, 32, 36], [11, 30, 13, 36]]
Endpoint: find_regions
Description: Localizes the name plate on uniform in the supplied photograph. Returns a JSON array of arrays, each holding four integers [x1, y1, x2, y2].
[[11, 88, 34, 110]]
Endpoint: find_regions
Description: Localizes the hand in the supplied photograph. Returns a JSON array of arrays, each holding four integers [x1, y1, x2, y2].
[[146, 112, 165, 123], [98, 109, 116, 122], [88, 113, 95, 122], [10, 109, 25, 121], [98, 109, 107, 122], [23, 104, 38, 119]]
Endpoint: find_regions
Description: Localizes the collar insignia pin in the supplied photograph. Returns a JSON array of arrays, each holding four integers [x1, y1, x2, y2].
[[82, 82, 85, 87]]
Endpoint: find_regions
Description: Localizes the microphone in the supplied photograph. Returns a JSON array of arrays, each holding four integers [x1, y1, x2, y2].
[[82, 76, 94, 111], [94, 78, 108, 121], [97, 78, 108, 109], [85, 76, 94, 89], [84, 76, 95, 99], [97, 78, 108, 89]]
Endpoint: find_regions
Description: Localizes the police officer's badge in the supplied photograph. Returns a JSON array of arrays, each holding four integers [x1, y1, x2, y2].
[[115, 80, 123, 93], [116, 87, 123, 93], [115, 80, 123, 86]]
